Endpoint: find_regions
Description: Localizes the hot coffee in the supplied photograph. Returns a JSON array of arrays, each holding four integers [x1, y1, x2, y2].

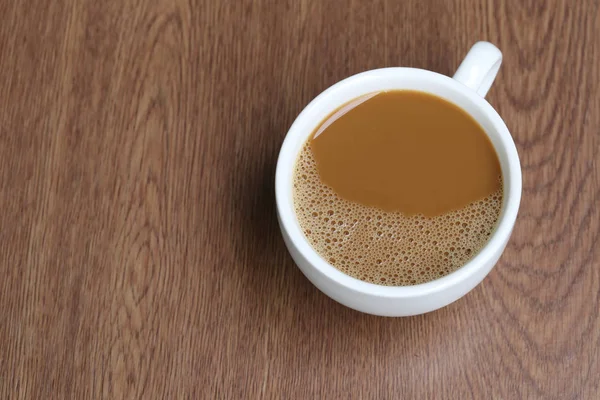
[[293, 90, 502, 286]]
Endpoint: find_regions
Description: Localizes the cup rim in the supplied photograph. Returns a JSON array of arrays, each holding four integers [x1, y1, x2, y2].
[[275, 67, 522, 298]]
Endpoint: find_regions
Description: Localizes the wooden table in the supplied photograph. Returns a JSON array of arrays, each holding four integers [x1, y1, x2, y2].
[[1, 0, 598, 398]]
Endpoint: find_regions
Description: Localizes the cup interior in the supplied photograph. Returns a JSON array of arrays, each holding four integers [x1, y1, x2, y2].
[[275, 67, 521, 296]]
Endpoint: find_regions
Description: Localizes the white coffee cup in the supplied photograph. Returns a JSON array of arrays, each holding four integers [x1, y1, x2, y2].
[[275, 42, 522, 316]]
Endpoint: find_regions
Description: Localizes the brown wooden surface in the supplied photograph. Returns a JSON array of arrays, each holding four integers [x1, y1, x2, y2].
[[1, 0, 599, 398]]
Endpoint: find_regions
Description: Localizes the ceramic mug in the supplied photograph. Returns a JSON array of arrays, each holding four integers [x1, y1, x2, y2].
[[275, 42, 522, 316]]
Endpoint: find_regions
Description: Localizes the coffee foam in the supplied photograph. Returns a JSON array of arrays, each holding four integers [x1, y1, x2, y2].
[[293, 143, 503, 286]]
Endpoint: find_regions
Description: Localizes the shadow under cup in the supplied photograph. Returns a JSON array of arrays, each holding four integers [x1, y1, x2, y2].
[[275, 67, 521, 316]]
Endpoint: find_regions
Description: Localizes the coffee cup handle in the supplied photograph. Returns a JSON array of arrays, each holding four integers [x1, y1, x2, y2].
[[452, 42, 502, 98]]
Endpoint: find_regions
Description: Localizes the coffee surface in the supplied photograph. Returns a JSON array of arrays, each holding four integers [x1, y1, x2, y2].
[[293, 90, 503, 286], [310, 90, 501, 216]]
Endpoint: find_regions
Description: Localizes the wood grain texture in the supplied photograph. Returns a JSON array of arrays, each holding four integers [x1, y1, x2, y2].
[[0, 0, 598, 398]]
